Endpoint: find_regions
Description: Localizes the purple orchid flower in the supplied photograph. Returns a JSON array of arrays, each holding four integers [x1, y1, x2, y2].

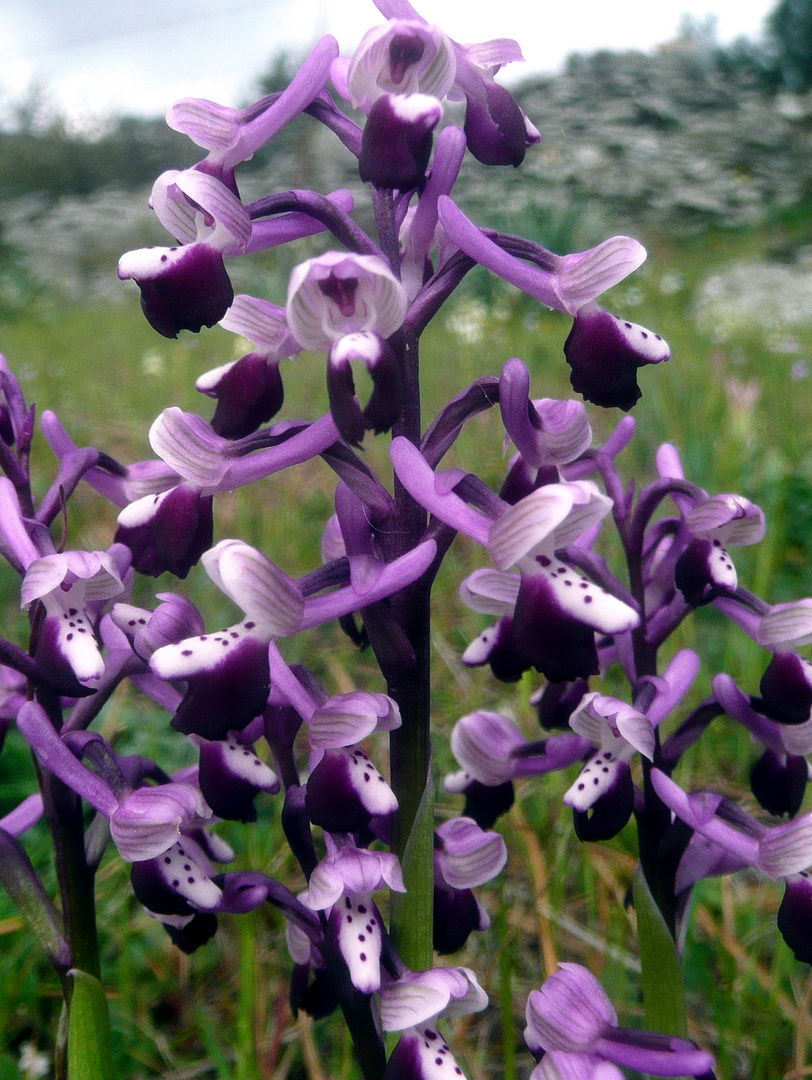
[[115, 484, 213, 579], [433, 816, 506, 953], [391, 437, 639, 681], [655, 444, 765, 608], [563, 693, 654, 842], [196, 294, 301, 439], [286, 251, 408, 352], [361, 0, 539, 166], [149, 538, 304, 738], [118, 169, 251, 337], [499, 358, 593, 477], [266, 650, 402, 831], [751, 601, 812, 729], [20, 549, 126, 691], [380, 965, 488, 1080], [17, 701, 226, 921], [525, 963, 715, 1078], [147, 408, 343, 493], [713, 672, 810, 816], [303, 844, 405, 993], [150, 536, 436, 739], [436, 197, 669, 409], [652, 767, 812, 964], [17, 701, 211, 862], [557, 650, 699, 842]]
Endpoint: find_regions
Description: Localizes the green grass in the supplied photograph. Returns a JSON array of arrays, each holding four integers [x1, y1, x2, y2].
[[1, 215, 812, 1077]]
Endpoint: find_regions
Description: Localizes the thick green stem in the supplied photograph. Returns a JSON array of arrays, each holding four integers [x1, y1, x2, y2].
[[386, 579, 434, 971], [34, 693, 108, 1072]]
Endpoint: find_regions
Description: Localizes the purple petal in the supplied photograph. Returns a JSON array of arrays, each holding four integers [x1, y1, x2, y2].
[[524, 963, 616, 1054], [110, 783, 210, 861], [597, 1028, 714, 1077], [435, 817, 506, 888], [305, 746, 397, 831], [564, 304, 670, 411], [359, 93, 441, 189], [118, 243, 234, 338]]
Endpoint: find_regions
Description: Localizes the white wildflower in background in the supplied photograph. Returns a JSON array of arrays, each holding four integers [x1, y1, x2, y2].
[[446, 298, 489, 344], [19, 1042, 50, 1079]]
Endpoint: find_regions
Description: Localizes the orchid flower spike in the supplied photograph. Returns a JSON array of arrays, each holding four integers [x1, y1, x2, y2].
[[118, 169, 251, 337], [525, 963, 714, 1078], [437, 196, 669, 409]]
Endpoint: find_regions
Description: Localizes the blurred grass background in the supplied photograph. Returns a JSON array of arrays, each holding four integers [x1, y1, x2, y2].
[[3, 24, 812, 1079]]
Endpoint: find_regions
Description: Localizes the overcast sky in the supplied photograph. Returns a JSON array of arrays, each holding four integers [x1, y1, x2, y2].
[[0, 0, 777, 124]]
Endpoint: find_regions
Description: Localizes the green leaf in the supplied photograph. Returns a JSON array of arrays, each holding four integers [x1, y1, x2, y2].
[[633, 864, 688, 1039], [390, 753, 434, 971], [67, 969, 113, 1080]]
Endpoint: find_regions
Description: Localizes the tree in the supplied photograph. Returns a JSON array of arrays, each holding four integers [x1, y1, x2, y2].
[[768, 0, 812, 88]]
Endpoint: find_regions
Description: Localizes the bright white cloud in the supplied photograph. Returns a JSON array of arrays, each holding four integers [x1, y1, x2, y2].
[[0, 0, 777, 122]]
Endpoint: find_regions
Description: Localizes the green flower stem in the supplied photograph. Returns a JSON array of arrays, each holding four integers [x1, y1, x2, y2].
[[32, 691, 110, 1076]]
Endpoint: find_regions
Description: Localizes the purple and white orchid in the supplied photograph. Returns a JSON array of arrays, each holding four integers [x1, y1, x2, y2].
[[118, 169, 251, 337], [303, 845, 405, 993], [391, 436, 639, 681], [437, 197, 669, 409], [380, 965, 488, 1080]]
